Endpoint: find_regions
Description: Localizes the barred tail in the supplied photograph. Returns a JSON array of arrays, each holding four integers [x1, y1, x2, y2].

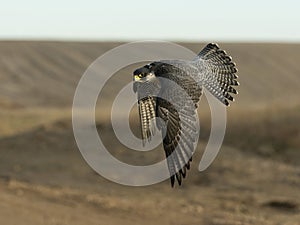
[[138, 97, 156, 146], [196, 43, 239, 106]]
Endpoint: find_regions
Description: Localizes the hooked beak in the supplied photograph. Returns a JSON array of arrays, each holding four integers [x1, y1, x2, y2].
[[133, 75, 140, 93], [134, 75, 141, 81], [133, 74, 142, 93]]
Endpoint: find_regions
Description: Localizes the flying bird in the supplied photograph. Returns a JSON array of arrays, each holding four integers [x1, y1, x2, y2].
[[133, 43, 239, 187]]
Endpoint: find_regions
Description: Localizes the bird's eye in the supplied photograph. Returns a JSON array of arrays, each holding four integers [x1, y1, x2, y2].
[[138, 74, 143, 78]]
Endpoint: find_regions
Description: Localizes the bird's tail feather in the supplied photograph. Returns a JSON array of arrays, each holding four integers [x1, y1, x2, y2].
[[138, 97, 156, 146], [195, 43, 239, 106]]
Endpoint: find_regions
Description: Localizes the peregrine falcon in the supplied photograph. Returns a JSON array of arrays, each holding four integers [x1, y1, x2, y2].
[[133, 43, 239, 187]]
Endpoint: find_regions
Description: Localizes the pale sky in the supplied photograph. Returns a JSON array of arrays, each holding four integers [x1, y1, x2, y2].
[[0, 0, 299, 42]]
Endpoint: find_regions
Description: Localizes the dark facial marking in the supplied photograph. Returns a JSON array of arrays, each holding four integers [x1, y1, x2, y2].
[[133, 66, 151, 78]]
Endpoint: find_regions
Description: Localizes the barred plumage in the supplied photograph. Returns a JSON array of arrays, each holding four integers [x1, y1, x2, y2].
[[196, 43, 239, 106], [138, 97, 156, 145], [133, 43, 239, 187]]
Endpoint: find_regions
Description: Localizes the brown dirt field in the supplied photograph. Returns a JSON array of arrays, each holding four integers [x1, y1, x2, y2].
[[0, 41, 299, 225]]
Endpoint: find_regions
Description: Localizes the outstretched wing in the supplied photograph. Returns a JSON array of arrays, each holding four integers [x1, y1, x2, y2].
[[156, 71, 202, 187]]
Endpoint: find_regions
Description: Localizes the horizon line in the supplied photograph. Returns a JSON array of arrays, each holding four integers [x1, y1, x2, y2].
[[0, 37, 299, 44]]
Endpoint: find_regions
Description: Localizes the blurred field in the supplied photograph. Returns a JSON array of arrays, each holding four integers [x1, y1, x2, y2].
[[0, 41, 299, 225]]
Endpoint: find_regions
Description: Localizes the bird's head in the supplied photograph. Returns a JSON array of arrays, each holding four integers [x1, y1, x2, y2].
[[133, 64, 158, 93], [133, 65, 155, 82]]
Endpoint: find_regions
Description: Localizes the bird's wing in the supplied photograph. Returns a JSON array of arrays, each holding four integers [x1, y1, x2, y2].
[[156, 72, 202, 187], [195, 43, 239, 106], [138, 96, 157, 146]]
